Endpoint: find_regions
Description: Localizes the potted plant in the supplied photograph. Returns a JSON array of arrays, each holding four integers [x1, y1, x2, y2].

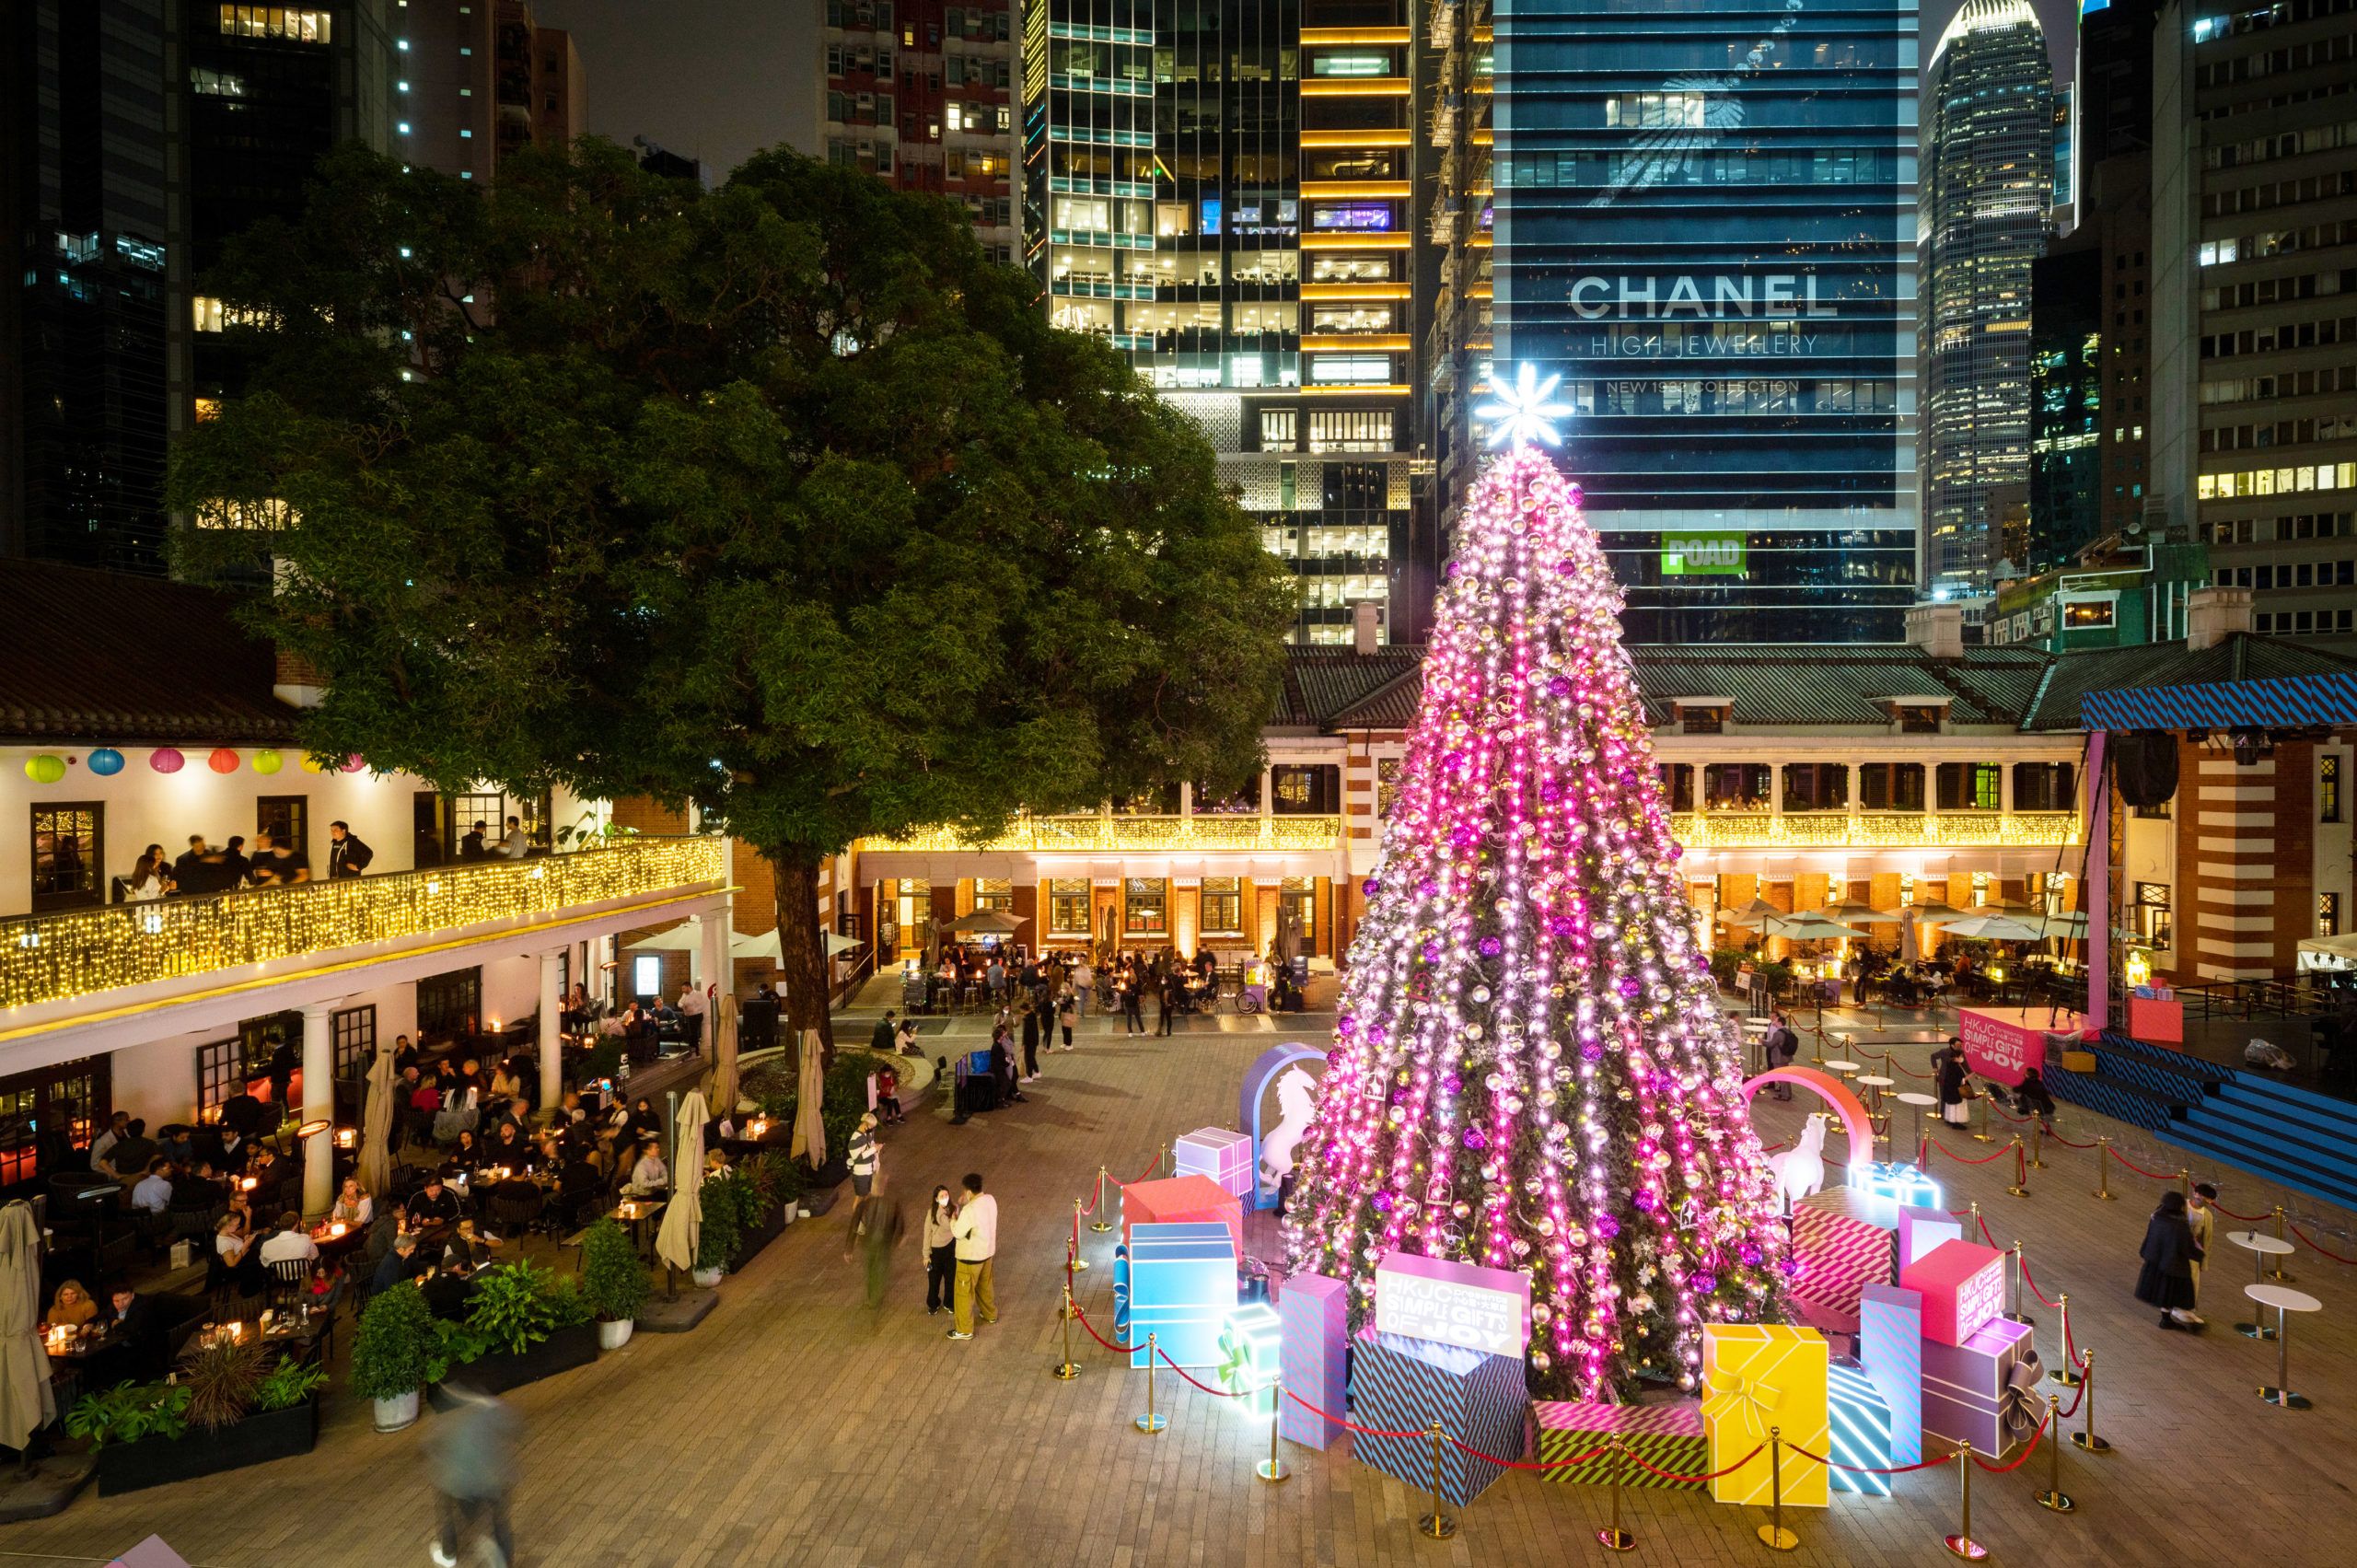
[[693, 1175, 742, 1287], [445, 1263, 599, 1396], [73, 1337, 328, 1494], [353, 1281, 443, 1432], [581, 1216, 650, 1350]]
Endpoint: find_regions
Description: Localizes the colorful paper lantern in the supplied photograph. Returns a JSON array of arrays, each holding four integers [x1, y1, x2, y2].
[[23, 755, 66, 784], [342, 753, 366, 773], [299, 754, 328, 774], [87, 747, 125, 776], [251, 749, 284, 774], [207, 748, 240, 774], [150, 748, 185, 774]]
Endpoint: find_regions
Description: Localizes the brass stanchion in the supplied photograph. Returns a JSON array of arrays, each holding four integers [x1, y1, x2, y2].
[[2093, 1136, 2116, 1201], [2036, 1394, 2074, 1513], [1944, 1442, 1987, 1560], [2177, 1167, 2192, 1198], [1070, 1198, 1090, 1272], [1970, 1087, 1993, 1144], [2270, 1205, 2295, 1282], [1418, 1420, 1457, 1539], [1596, 1437, 1635, 1551], [2071, 1349, 2111, 1453], [2049, 1295, 2082, 1388], [1090, 1166, 1113, 1232], [2005, 1133, 2030, 1198], [2027, 1119, 2047, 1168], [1257, 1378, 1289, 1481], [1757, 1425, 1797, 1551], [2005, 1242, 2031, 1324], [1134, 1333, 1167, 1434], [1051, 1280, 1080, 1380]]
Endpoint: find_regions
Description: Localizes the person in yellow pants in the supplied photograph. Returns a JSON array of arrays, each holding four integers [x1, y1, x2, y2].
[[947, 1171, 998, 1340]]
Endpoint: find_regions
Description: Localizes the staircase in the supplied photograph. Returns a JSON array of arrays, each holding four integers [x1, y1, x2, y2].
[[2045, 1033, 2203, 1134]]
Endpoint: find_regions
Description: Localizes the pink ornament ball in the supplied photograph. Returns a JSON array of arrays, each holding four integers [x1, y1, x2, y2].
[[207, 748, 240, 774], [150, 748, 185, 774]]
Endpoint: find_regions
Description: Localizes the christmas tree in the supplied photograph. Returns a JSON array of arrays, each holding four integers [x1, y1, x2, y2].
[[1280, 368, 1790, 1400]]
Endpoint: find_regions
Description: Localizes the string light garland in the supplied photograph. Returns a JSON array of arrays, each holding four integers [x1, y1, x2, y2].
[[1281, 396, 1789, 1400]]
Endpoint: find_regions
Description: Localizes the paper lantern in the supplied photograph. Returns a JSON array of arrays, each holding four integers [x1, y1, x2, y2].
[[23, 755, 66, 784], [299, 754, 328, 774], [150, 748, 185, 774], [251, 749, 284, 774], [207, 748, 240, 774], [87, 747, 125, 776], [342, 753, 366, 773]]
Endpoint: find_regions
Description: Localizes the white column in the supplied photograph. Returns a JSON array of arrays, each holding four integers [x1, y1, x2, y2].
[[695, 912, 729, 997], [300, 1001, 336, 1218], [539, 949, 563, 1121]]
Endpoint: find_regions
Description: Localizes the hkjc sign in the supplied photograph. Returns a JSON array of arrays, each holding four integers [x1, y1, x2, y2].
[[1375, 1252, 1532, 1358], [1662, 531, 1747, 575]]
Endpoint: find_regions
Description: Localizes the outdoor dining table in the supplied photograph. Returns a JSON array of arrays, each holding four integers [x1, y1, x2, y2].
[[612, 1195, 668, 1261], [2228, 1231, 2299, 1338]]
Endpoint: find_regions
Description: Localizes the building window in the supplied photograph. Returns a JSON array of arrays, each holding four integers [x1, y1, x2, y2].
[[30, 804, 102, 912], [195, 1013, 293, 1118], [1260, 409, 1298, 450], [332, 1005, 377, 1080], [2131, 792, 2173, 819], [1279, 877, 1316, 950], [1781, 763, 1849, 813], [973, 877, 1013, 912], [1677, 703, 1726, 735], [2322, 892, 2342, 939], [216, 6, 332, 43], [417, 967, 483, 1040], [1859, 762, 1926, 811], [1193, 775, 1260, 815], [1656, 763, 1695, 811], [448, 793, 505, 855], [2134, 881, 2173, 949], [2324, 754, 2343, 824], [2012, 762, 2076, 812], [1049, 878, 1091, 935], [1376, 758, 1403, 818], [1702, 763, 1771, 811], [1201, 877, 1242, 935], [0, 1056, 107, 1190], [257, 795, 308, 858], [1935, 762, 2002, 811], [1271, 765, 1341, 814], [1306, 411, 1394, 451], [1893, 703, 1945, 734], [1123, 877, 1167, 935]]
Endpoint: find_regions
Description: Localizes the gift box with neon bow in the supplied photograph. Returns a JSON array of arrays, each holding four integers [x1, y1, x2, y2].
[[1700, 1323, 1830, 1508]]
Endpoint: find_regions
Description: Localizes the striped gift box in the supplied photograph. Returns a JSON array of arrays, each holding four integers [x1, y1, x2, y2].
[[1349, 1329, 1527, 1508], [1792, 1200, 1895, 1324], [1529, 1399, 1706, 1489], [1859, 1283, 1923, 1465], [1828, 1364, 1895, 1497], [1278, 1273, 1349, 1449]]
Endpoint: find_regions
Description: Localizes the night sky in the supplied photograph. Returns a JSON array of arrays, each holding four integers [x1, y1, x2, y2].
[[538, 0, 2083, 188]]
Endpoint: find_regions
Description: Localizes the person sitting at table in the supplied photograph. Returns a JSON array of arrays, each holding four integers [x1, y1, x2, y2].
[[528, 1131, 562, 1174], [444, 1217, 505, 1272], [557, 1149, 602, 1216], [624, 1097, 662, 1144], [329, 1177, 374, 1228], [103, 1283, 167, 1376], [259, 1209, 319, 1267], [483, 1119, 531, 1170], [406, 1173, 462, 1236], [244, 1142, 284, 1190], [626, 1139, 669, 1194], [106, 1120, 158, 1183], [45, 1279, 100, 1330], [307, 1257, 346, 1315], [703, 1147, 732, 1179], [372, 1230, 427, 1292], [424, 1257, 477, 1321], [215, 1214, 263, 1297], [155, 1123, 195, 1167], [130, 1156, 174, 1214], [444, 1128, 486, 1180], [223, 1188, 257, 1240]]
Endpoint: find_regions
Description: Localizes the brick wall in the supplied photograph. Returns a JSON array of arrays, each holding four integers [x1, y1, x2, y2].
[[611, 796, 689, 835]]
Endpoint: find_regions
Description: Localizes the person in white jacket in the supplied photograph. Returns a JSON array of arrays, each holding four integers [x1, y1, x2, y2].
[[946, 1172, 998, 1341]]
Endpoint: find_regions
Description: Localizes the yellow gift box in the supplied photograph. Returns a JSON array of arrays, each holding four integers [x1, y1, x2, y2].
[[1701, 1323, 1829, 1508]]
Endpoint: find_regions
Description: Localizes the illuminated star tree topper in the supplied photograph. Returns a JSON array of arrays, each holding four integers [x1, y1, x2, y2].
[[1474, 362, 1576, 448]]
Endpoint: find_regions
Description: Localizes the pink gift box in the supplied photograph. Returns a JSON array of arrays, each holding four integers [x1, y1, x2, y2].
[[1121, 1175, 1244, 1254], [1899, 1238, 2006, 1348], [1174, 1126, 1254, 1199]]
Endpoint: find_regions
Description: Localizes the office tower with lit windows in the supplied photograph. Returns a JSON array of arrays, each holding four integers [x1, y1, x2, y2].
[[394, 0, 583, 182], [1485, 0, 1920, 643], [1422, 0, 1494, 575], [1023, 0, 1430, 644], [815, 0, 1018, 263], [1921, 0, 2055, 594]]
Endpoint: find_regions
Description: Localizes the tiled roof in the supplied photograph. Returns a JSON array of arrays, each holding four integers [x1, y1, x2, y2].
[[1277, 646, 1425, 728], [0, 560, 301, 745]]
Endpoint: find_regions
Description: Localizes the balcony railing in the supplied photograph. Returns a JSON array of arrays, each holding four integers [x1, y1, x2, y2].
[[1666, 812, 2079, 851], [0, 836, 726, 1013], [863, 815, 1342, 854]]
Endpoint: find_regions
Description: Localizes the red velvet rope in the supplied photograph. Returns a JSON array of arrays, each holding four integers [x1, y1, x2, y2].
[[2293, 1225, 2357, 1265], [2045, 1130, 2100, 1149], [1068, 1303, 1139, 1355], [1155, 1344, 1247, 1400], [1619, 1444, 1767, 1484], [1971, 1407, 2050, 1473], [2212, 1202, 2269, 1223], [2016, 1251, 2063, 1310], [1781, 1441, 1956, 1476], [2109, 1147, 2179, 1181], [1924, 1138, 2011, 1167], [1280, 1384, 1430, 1443]]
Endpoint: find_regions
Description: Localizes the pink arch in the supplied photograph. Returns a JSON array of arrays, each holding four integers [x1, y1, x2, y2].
[[1743, 1066, 1875, 1161]]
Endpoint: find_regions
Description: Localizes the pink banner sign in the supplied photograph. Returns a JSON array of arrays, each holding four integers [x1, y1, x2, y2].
[[1956, 1007, 2086, 1087], [1375, 1251, 1532, 1357]]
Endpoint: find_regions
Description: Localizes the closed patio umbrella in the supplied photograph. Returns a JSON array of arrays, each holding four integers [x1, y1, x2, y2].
[[0, 1201, 54, 1454], [355, 1045, 397, 1203], [710, 993, 741, 1119], [656, 1089, 709, 1274], [788, 1028, 828, 1168]]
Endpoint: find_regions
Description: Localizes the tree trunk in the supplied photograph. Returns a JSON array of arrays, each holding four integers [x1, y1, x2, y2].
[[764, 847, 836, 1070]]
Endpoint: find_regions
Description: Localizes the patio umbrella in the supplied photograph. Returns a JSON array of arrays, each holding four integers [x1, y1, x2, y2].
[[1754, 914, 1868, 942], [0, 1200, 54, 1454], [1907, 900, 1972, 923], [788, 1028, 828, 1167], [1716, 898, 1782, 926], [944, 909, 1028, 936], [355, 1044, 396, 1203], [1821, 900, 1903, 924], [1900, 914, 1922, 964], [656, 1089, 708, 1274], [1938, 913, 2058, 942], [710, 993, 741, 1117]]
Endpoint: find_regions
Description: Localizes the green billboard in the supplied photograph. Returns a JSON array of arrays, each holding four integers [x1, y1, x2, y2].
[[1661, 532, 1747, 575]]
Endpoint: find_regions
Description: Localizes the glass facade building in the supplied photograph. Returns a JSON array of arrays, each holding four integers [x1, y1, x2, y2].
[[1492, 0, 1921, 644]]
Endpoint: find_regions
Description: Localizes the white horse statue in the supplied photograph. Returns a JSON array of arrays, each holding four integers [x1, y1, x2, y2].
[[1258, 1067, 1320, 1191], [1767, 1114, 1829, 1214]]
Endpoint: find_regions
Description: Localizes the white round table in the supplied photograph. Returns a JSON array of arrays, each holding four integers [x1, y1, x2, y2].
[[1824, 1059, 1861, 1077], [1855, 1074, 1895, 1132], [2245, 1283, 2321, 1408], [1896, 1091, 1938, 1151], [2227, 1231, 2298, 1339]]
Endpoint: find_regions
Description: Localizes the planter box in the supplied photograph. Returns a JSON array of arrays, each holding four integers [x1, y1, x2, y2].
[[96, 1395, 319, 1496], [441, 1322, 598, 1398], [799, 1186, 841, 1218], [729, 1206, 786, 1272]]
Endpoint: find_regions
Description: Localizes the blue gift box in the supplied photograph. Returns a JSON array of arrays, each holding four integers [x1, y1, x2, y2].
[[1828, 1364, 1895, 1497], [1349, 1328, 1527, 1508], [1128, 1222, 1237, 1369]]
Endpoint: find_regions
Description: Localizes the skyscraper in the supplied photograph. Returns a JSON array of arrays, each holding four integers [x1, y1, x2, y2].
[[395, 0, 585, 182], [1484, 0, 1922, 644], [1920, 0, 2054, 594]]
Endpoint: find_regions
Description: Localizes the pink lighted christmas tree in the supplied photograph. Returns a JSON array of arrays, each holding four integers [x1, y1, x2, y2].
[[1280, 371, 1789, 1400]]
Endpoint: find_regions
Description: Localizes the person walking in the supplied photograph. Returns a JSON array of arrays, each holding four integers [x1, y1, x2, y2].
[[2187, 1180, 2219, 1311], [1058, 988, 1077, 1051], [1155, 972, 1177, 1037], [922, 1184, 958, 1316], [1019, 998, 1041, 1084], [843, 1113, 881, 1260], [1121, 974, 1145, 1037], [1762, 1009, 1797, 1099], [2134, 1188, 2207, 1330], [675, 981, 706, 1050], [425, 1379, 518, 1568], [946, 1171, 998, 1342], [1072, 958, 1093, 1019], [862, 1190, 906, 1317]]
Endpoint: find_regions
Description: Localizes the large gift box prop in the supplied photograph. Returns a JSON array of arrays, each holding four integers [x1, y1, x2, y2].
[[1827, 1365, 1895, 1497], [1121, 1175, 1244, 1254], [1899, 1238, 2006, 1347], [1922, 1316, 2041, 1458], [1374, 1252, 1531, 1358], [1701, 1324, 1830, 1508], [1216, 1303, 1283, 1416], [1127, 1222, 1237, 1369], [1530, 1400, 1707, 1490], [1897, 1205, 1964, 1270], [1278, 1273, 1350, 1449], [1858, 1283, 1923, 1465], [1349, 1328, 1527, 1508], [1791, 1189, 1895, 1342], [1174, 1126, 1255, 1201]]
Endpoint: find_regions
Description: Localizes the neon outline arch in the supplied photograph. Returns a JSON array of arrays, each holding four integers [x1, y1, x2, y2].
[[1239, 1042, 1328, 1211], [1741, 1066, 1875, 1170]]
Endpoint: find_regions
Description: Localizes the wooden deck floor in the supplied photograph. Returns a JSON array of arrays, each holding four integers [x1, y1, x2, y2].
[[15, 1010, 2357, 1568]]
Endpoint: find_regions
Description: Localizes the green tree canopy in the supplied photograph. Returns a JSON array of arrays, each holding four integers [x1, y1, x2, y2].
[[174, 139, 1295, 1046]]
